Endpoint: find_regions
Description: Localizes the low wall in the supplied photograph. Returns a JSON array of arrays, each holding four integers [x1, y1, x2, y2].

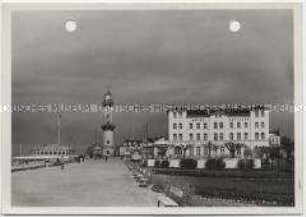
[[254, 158, 261, 169], [197, 159, 207, 169], [224, 158, 240, 169], [169, 159, 180, 168], [147, 159, 155, 167]]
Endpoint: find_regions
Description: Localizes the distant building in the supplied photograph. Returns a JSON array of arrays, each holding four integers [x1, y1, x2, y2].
[[153, 106, 271, 159], [13, 144, 76, 161], [119, 139, 143, 158]]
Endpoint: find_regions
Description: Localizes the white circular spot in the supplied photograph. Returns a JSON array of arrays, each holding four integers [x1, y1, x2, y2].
[[229, 20, 241, 32], [65, 20, 77, 32]]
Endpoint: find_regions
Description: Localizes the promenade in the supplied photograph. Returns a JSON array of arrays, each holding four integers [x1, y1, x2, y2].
[[12, 158, 161, 207]]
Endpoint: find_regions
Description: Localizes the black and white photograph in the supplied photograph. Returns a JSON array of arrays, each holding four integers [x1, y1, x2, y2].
[[0, 2, 303, 215]]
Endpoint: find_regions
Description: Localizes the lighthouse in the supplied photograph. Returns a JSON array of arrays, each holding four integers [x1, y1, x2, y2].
[[101, 91, 116, 156]]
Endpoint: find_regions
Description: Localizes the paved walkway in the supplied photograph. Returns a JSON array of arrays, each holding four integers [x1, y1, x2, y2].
[[12, 159, 162, 207]]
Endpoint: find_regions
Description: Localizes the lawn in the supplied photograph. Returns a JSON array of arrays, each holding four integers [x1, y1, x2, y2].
[[151, 173, 294, 206]]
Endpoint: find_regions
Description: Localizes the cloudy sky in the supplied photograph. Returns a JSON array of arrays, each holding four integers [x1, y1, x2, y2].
[[12, 9, 293, 155]]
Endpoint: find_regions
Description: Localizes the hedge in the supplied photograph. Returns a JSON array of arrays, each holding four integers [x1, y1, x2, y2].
[[160, 160, 169, 168], [154, 160, 161, 168], [180, 158, 197, 169], [237, 159, 255, 170], [205, 158, 225, 170]]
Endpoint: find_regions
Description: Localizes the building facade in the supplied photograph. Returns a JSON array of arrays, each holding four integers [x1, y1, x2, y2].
[[166, 107, 269, 158]]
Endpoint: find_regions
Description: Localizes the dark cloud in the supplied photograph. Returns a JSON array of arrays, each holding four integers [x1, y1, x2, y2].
[[12, 10, 293, 155]]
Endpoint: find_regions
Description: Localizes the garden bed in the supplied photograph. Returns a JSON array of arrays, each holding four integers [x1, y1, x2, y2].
[[152, 168, 293, 179], [151, 173, 294, 206]]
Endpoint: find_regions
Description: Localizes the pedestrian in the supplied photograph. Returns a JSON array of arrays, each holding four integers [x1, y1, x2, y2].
[[105, 155, 108, 162]]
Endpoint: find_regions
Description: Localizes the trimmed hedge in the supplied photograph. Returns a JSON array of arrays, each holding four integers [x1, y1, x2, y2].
[[160, 160, 169, 168], [237, 159, 255, 170], [154, 160, 161, 168], [180, 158, 197, 169], [205, 158, 225, 170]]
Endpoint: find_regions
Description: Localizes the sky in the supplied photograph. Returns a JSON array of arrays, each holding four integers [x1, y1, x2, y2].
[[12, 10, 294, 155]]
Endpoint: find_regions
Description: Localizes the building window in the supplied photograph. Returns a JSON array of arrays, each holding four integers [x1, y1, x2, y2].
[[219, 132, 224, 140], [230, 122, 234, 128], [237, 122, 241, 128], [261, 110, 265, 117], [196, 123, 201, 129], [179, 134, 183, 141], [178, 111, 182, 118], [261, 122, 265, 128], [214, 133, 218, 141], [261, 132, 265, 140], [255, 122, 259, 129], [196, 133, 201, 141], [189, 123, 193, 129], [214, 122, 218, 129], [173, 123, 177, 129], [255, 110, 259, 117], [204, 122, 207, 129], [204, 148, 209, 156], [244, 132, 248, 140], [244, 122, 248, 128], [196, 147, 201, 156], [189, 133, 193, 141], [237, 133, 241, 140], [219, 122, 223, 129], [204, 133, 208, 140], [173, 112, 177, 118], [255, 132, 259, 140], [173, 134, 177, 141], [229, 132, 234, 140], [179, 123, 183, 129]]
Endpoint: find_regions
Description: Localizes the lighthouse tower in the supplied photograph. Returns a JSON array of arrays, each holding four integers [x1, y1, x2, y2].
[[101, 91, 116, 156]]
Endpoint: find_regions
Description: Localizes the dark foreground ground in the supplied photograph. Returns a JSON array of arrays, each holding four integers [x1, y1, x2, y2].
[[151, 173, 294, 206]]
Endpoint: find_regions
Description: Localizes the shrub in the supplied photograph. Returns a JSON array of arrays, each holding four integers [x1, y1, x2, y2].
[[180, 158, 197, 169], [238, 159, 255, 170], [154, 160, 161, 168], [160, 160, 169, 168], [205, 158, 225, 170]]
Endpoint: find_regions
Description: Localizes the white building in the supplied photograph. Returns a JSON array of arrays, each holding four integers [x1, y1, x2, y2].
[[165, 106, 269, 159]]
